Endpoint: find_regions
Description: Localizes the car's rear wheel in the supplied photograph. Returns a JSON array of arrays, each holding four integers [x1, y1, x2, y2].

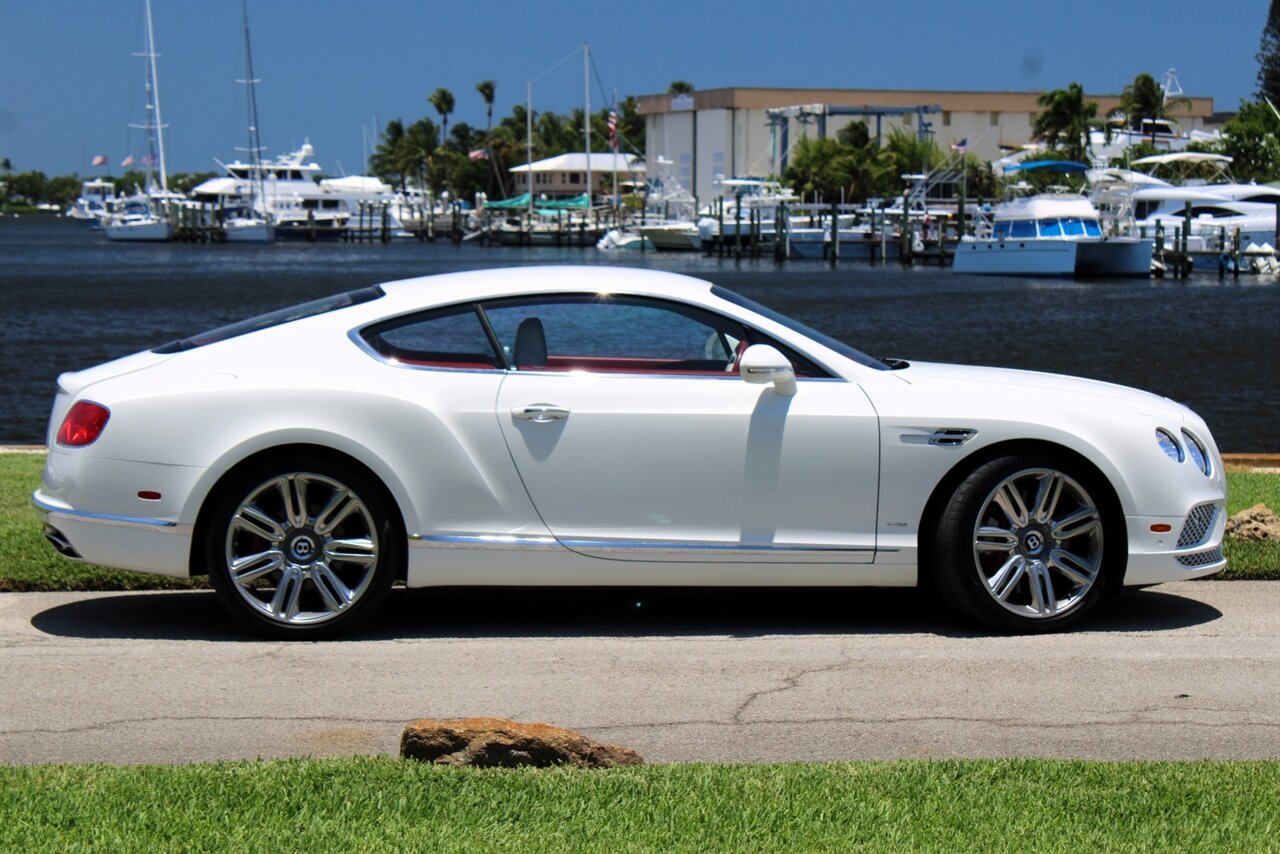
[[204, 456, 401, 638], [932, 453, 1118, 633]]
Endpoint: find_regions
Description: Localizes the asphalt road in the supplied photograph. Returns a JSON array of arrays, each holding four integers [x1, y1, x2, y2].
[[2, 581, 1277, 765]]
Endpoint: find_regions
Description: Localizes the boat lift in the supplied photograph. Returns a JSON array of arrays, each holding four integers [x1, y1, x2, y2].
[[765, 103, 943, 172]]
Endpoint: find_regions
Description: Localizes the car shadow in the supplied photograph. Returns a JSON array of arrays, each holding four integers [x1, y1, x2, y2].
[[29, 585, 1223, 642]]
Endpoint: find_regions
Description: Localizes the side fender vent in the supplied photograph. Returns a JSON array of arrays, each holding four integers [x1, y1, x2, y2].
[[929, 428, 977, 446]]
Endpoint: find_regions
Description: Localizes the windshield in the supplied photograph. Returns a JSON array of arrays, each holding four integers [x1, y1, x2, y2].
[[710, 286, 889, 371], [153, 286, 384, 353]]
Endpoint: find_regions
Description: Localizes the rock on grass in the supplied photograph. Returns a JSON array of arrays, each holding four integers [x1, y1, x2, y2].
[[401, 717, 642, 768]]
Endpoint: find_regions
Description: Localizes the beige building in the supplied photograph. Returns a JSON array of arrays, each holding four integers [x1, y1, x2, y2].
[[510, 152, 645, 200], [636, 87, 1216, 202]]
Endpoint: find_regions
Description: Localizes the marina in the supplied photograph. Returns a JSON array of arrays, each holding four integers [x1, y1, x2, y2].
[[2, 215, 1277, 453]]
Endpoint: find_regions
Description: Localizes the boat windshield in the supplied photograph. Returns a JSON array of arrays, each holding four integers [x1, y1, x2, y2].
[[710, 286, 889, 371]]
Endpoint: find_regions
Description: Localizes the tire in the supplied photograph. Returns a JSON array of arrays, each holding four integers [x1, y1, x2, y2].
[[204, 454, 403, 639], [931, 453, 1120, 633]]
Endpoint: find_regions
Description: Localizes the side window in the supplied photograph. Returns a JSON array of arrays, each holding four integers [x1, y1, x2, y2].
[[361, 306, 501, 369], [1010, 220, 1037, 239], [482, 297, 742, 374], [1038, 218, 1062, 237]]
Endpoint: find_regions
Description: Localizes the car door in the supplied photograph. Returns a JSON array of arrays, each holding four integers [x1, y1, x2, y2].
[[487, 294, 880, 563]]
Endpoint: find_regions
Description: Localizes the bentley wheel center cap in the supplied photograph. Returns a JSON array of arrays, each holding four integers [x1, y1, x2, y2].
[[288, 533, 318, 562], [1022, 530, 1046, 555]]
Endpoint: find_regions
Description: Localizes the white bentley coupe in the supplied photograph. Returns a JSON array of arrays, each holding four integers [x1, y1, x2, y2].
[[35, 267, 1227, 637]]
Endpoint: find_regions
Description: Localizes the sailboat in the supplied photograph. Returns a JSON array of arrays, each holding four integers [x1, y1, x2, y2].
[[105, 0, 178, 242], [224, 0, 274, 244]]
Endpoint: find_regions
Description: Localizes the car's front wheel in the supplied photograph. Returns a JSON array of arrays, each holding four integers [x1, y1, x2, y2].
[[204, 455, 402, 638], [932, 453, 1119, 633]]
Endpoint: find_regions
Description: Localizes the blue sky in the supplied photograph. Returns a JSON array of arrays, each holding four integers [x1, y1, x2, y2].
[[0, 0, 1268, 177]]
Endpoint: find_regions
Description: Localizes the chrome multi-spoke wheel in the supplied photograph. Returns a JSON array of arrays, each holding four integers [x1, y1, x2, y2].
[[932, 454, 1117, 633], [206, 457, 401, 638], [226, 473, 378, 625], [972, 468, 1103, 619]]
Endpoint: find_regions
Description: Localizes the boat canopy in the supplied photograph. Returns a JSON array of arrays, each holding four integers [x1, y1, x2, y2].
[[1132, 152, 1234, 166], [1003, 160, 1090, 173], [484, 193, 532, 210], [538, 193, 590, 210], [483, 192, 590, 211]]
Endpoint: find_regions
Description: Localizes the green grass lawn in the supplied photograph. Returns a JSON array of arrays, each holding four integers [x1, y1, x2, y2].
[[2, 757, 1278, 852], [3, 452, 1277, 590]]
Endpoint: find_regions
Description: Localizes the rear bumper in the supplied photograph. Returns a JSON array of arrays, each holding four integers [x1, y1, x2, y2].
[[33, 491, 193, 579]]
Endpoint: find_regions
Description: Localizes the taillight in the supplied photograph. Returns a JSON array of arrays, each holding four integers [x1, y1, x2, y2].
[[56, 402, 111, 447]]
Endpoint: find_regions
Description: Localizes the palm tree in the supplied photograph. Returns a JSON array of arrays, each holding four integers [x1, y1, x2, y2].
[[1112, 72, 1192, 137], [667, 80, 694, 94], [476, 79, 505, 197], [429, 87, 456, 195], [1033, 83, 1098, 162], [370, 119, 407, 189]]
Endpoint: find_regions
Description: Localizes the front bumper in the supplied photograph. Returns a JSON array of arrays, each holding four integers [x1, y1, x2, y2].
[[1123, 501, 1228, 585]]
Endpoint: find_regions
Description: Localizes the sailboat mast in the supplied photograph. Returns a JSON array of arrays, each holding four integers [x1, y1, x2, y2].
[[241, 0, 265, 209], [144, 0, 168, 191], [526, 80, 534, 220], [583, 43, 591, 206]]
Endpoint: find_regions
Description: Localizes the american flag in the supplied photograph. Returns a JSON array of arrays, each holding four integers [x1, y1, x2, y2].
[[469, 148, 488, 161], [608, 105, 618, 152], [91, 154, 108, 167], [950, 138, 968, 154], [121, 154, 135, 167]]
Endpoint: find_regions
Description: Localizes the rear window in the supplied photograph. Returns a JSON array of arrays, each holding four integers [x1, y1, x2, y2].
[[153, 286, 384, 353]]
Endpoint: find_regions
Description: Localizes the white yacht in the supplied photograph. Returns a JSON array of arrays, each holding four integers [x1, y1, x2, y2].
[[65, 178, 117, 226], [697, 178, 799, 245], [954, 162, 1151, 276], [1113, 153, 1278, 268]]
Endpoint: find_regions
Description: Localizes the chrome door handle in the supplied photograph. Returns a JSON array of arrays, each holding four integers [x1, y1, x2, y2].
[[512, 404, 570, 423]]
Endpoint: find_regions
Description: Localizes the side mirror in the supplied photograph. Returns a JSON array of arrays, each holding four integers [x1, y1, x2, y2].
[[739, 344, 796, 396]]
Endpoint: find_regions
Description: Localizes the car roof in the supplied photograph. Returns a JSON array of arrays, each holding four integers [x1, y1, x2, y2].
[[375, 266, 716, 311]]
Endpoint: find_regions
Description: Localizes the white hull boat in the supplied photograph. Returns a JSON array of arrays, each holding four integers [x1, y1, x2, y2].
[[955, 191, 1151, 277], [636, 221, 701, 251], [224, 216, 275, 243], [105, 215, 176, 242]]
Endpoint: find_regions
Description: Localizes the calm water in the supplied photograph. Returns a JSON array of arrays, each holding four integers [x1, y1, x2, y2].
[[2, 216, 1277, 449]]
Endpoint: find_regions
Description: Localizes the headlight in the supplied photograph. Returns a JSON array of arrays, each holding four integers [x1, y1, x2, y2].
[[1155, 428, 1183, 463], [1182, 429, 1210, 476]]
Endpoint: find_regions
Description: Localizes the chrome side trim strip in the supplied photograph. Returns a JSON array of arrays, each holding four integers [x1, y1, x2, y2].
[[32, 492, 181, 531], [564, 539, 875, 556], [411, 531, 875, 557], [411, 533, 561, 550]]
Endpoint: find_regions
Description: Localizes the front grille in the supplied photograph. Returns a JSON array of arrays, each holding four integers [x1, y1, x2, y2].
[[1177, 504, 1218, 548], [1177, 546, 1224, 568]]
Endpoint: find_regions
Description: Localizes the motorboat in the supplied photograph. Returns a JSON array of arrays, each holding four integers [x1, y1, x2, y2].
[[65, 178, 117, 226], [635, 221, 701, 251], [104, 193, 177, 242], [1101, 153, 1278, 269], [597, 228, 654, 251], [953, 161, 1152, 277], [698, 178, 799, 246]]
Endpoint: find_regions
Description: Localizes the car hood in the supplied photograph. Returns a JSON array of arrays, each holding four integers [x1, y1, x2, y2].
[[894, 361, 1187, 422]]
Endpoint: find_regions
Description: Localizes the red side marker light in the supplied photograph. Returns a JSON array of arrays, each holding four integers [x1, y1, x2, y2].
[[1150, 524, 1172, 533], [138, 491, 162, 501], [56, 402, 111, 447]]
